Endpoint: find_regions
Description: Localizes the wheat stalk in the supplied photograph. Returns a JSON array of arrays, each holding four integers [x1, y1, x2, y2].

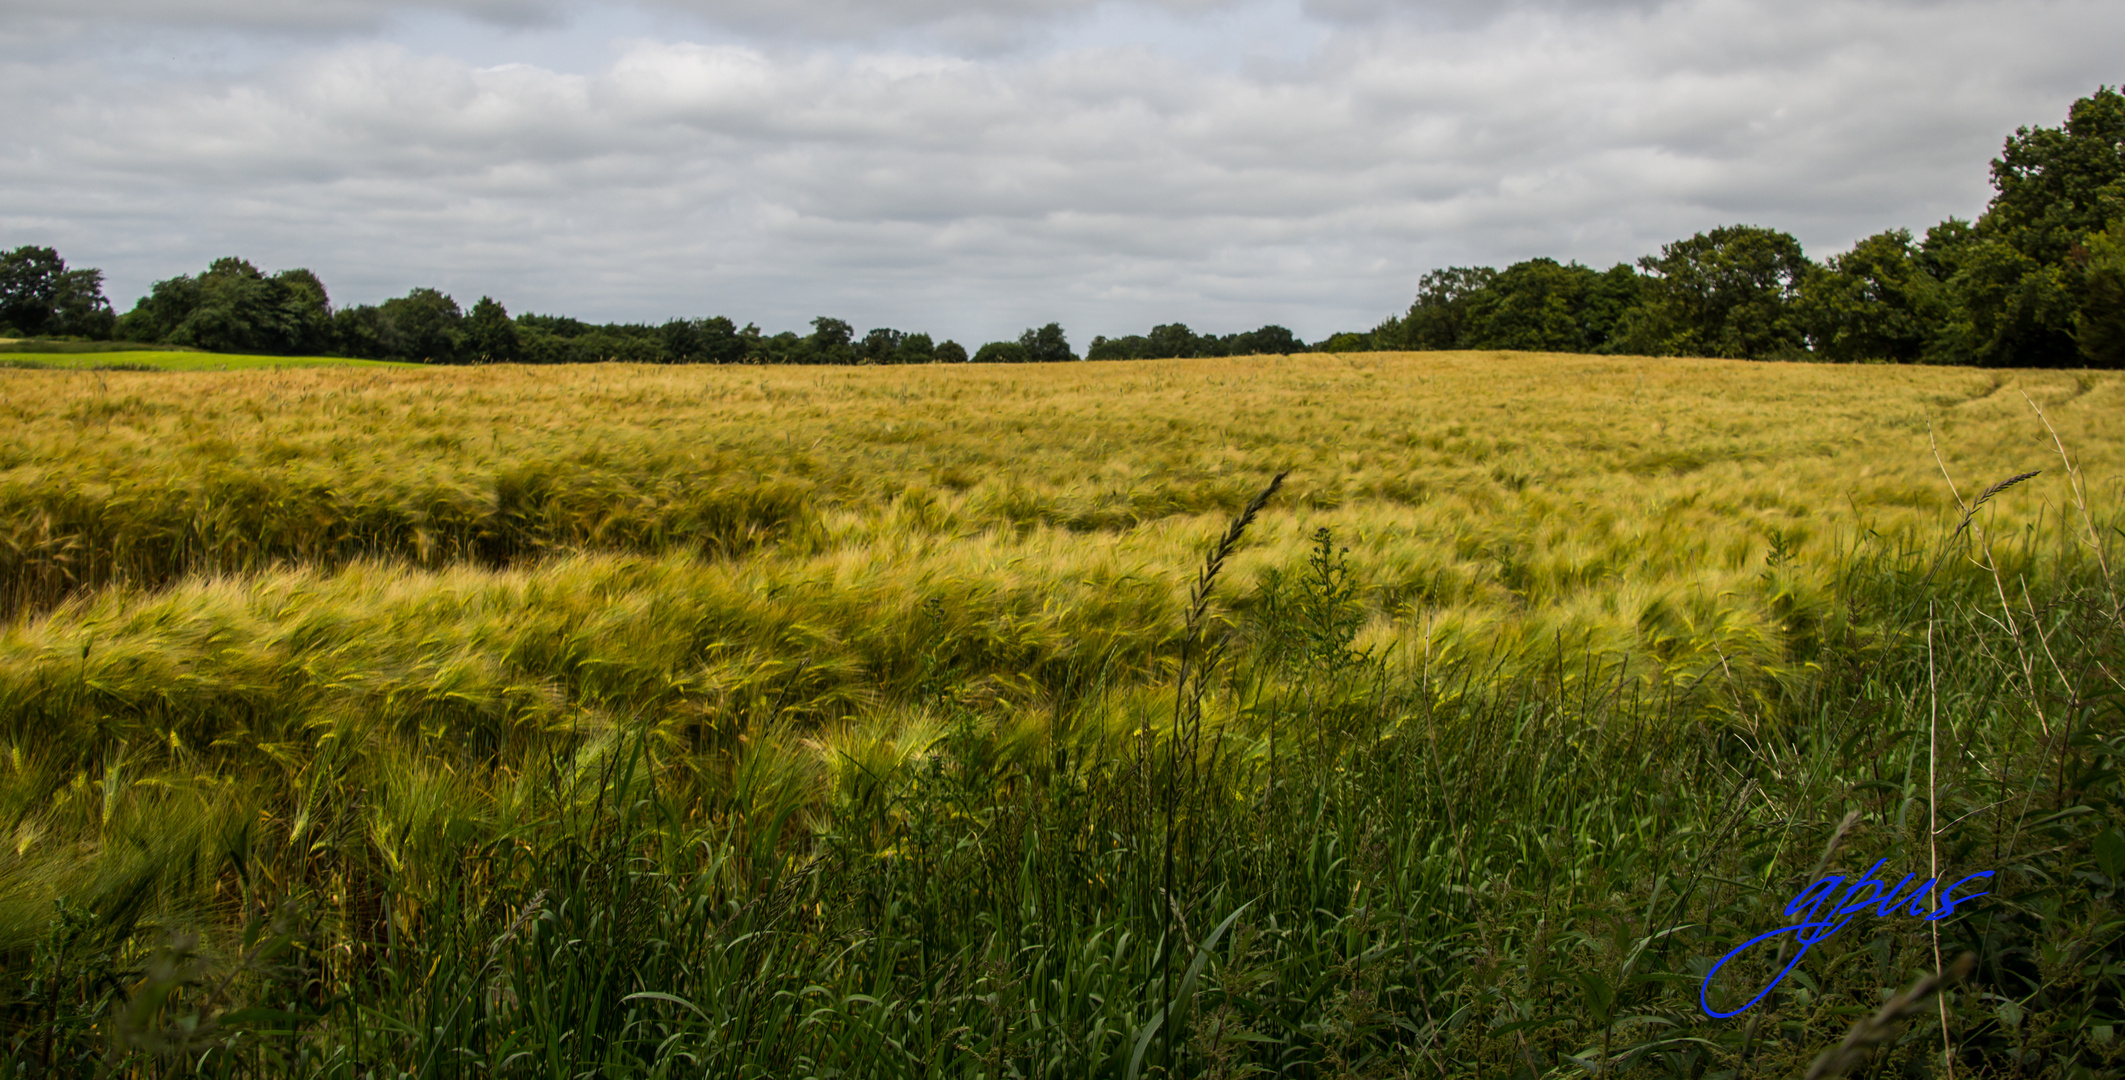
[[1802, 952, 1976, 1080], [1950, 470, 2041, 541]]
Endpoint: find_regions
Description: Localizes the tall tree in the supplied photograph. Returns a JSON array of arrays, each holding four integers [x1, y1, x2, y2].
[[466, 297, 522, 363], [1621, 225, 1811, 359], [1799, 229, 1949, 362], [1, 246, 115, 338], [118, 257, 329, 353], [1460, 258, 1608, 353], [1933, 86, 2125, 366], [861, 327, 905, 364], [1401, 266, 1498, 350], [375, 288, 464, 363], [806, 317, 856, 364], [972, 340, 1030, 363], [1018, 322, 1074, 363], [2077, 225, 2125, 366], [893, 332, 936, 364]]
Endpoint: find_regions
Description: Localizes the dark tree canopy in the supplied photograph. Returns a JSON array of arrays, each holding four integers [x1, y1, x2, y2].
[[807, 317, 857, 365], [118, 257, 331, 354], [2079, 225, 2125, 366], [1799, 230, 1947, 364], [466, 297, 522, 364], [1086, 323, 1304, 360], [1923, 86, 2125, 366], [972, 340, 1031, 364], [860, 327, 905, 365], [1398, 266, 1498, 350], [1626, 225, 1811, 360], [893, 332, 936, 365], [1018, 322, 1075, 363], [1, 246, 115, 339]]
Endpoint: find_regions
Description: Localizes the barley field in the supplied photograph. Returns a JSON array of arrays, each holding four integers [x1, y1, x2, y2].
[[2, 353, 2120, 1078]]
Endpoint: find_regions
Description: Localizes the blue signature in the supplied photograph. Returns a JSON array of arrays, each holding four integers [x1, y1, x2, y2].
[[1700, 859, 1993, 1018]]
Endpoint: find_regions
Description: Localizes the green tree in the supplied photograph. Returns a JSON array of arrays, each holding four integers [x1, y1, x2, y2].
[[860, 327, 905, 365], [1461, 258, 1604, 352], [679, 316, 747, 364], [118, 257, 330, 353], [1086, 334, 1141, 360], [1933, 87, 2125, 366], [465, 297, 522, 363], [972, 340, 1030, 363], [1, 246, 115, 338], [1228, 325, 1302, 355], [2077, 224, 2125, 366], [1622, 225, 1811, 359], [1401, 266, 1497, 349], [1798, 229, 1949, 362], [933, 339, 968, 364], [893, 332, 936, 364], [375, 288, 464, 363], [807, 317, 856, 364], [1018, 322, 1074, 362], [659, 317, 701, 363], [1985, 87, 2125, 264]]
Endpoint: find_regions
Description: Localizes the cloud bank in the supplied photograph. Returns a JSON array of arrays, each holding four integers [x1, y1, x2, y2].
[[3, 0, 2119, 342]]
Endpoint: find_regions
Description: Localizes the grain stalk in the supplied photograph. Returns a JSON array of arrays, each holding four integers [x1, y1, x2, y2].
[[1158, 469, 1287, 1075]]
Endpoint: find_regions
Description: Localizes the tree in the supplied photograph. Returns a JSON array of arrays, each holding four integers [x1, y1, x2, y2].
[[1984, 86, 2125, 265], [1798, 230, 1949, 362], [1931, 87, 2125, 366], [116, 257, 330, 353], [893, 332, 936, 364], [375, 288, 464, 363], [972, 341, 1030, 363], [807, 317, 856, 364], [1623, 225, 1811, 359], [1086, 334, 1140, 360], [1402, 266, 1497, 350], [1461, 258, 1603, 352], [466, 297, 522, 363], [1, 246, 115, 338], [934, 339, 968, 364], [1144, 323, 1201, 359], [694, 317, 747, 364], [2077, 225, 2125, 366], [1229, 325, 1303, 355], [1018, 322, 1074, 363], [860, 327, 905, 364]]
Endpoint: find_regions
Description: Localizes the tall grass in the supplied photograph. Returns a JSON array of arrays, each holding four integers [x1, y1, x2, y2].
[[4, 469, 2121, 1077], [1, 358, 2121, 1077]]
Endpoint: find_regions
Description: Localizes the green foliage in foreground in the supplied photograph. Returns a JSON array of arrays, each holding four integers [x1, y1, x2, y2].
[[0, 351, 414, 371], [1, 507, 2121, 1078]]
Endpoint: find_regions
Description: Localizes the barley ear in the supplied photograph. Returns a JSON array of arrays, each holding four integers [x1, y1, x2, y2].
[[1802, 952, 1977, 1080]]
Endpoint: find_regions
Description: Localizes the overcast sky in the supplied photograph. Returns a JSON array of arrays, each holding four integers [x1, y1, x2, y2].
[[2, 0, 2119, 343]]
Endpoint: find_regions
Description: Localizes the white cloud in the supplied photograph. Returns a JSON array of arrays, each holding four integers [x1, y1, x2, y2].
[[2, 0, 2121, 343]]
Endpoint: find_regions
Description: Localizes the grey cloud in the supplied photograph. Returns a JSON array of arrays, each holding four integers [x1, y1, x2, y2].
[[3, 0, 2122, 343]]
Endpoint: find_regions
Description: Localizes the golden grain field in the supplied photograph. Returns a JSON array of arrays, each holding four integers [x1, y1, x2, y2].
[[5, 352, 2121, 1074], [6, 352, 2115, 701]]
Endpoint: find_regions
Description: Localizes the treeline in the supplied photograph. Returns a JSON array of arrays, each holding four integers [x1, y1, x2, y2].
[[6, 86, 2120, 367], [0, 247, 1318, 366], [1321, 86, 2125, 368]]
